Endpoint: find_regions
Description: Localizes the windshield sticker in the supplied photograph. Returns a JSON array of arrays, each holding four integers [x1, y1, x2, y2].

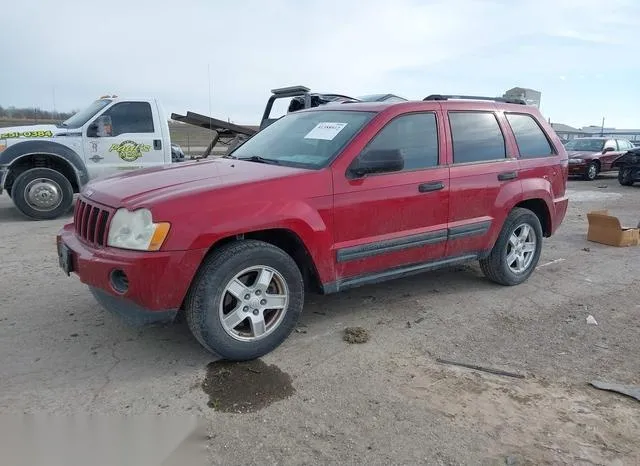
[[109, 140, 151, 162], [304, 122, 348, 140], [0, 130, 54, 139]]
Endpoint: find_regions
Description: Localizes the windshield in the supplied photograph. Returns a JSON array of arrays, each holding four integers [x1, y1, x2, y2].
[[228, 110, 376, 168], [564, 138, 605, 152], [60, 99, 112, 128]]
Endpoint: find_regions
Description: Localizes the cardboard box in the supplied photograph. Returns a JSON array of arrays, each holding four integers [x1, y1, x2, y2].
[[586, 210, 640, 247]]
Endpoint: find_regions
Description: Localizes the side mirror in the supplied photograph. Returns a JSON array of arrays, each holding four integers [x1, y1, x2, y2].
[[87, 123, 98, 138], [603, 146, 615, 153], [348, 149, 404, 178]]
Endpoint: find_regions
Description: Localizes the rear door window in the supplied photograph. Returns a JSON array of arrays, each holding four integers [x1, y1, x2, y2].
[[618, 140, 632, 150], [448, 112, 506, 164]]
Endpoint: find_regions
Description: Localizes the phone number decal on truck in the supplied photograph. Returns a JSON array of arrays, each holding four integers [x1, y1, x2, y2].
[[0, 130, 54, 139]]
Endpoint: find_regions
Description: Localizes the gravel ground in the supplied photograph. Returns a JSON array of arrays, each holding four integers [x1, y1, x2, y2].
[[0, 174, 639, 465]]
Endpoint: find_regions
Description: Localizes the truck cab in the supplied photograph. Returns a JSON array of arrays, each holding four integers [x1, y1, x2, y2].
[[0, 96, 173, 220]]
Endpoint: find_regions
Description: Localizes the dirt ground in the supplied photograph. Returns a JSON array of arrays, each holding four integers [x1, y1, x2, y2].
[[0, 173, 639, 465]]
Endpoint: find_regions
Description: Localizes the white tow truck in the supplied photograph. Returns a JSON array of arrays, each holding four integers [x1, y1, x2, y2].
[[0, 85, 407, 220], [0, 95, 177, 220]]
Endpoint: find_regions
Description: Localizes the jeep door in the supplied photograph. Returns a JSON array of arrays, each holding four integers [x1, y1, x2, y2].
[[444, 105, 523, 258], [82, 101, 166, 180], [331, 109, 450, 282]]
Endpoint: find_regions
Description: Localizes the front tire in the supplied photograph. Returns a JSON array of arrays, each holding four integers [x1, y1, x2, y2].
[[11, 168, 74, 220], [618, 168, 634, 186], [185, 240, 304, 361], [583, 161, 599, 181], [480, 208, 543, 286]]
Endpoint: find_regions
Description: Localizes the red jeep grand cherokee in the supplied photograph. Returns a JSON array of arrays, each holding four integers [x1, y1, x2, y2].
[[56, 94, 569, 361]]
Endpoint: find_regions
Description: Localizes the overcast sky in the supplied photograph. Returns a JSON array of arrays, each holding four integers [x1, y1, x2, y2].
[[1, 0, 639, 128]]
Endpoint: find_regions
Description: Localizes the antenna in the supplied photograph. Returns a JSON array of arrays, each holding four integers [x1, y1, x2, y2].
[[207, 63, 213, 131]]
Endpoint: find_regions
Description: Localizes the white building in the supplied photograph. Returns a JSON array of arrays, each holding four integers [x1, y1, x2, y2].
[[502, 87, 541, 108]]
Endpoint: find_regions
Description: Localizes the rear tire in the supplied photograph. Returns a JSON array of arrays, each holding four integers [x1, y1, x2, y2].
[[618, 168, 634, 186], [11, 168, 74, 220], [480, 208, 543, 286], [185, 240, 304, 361]]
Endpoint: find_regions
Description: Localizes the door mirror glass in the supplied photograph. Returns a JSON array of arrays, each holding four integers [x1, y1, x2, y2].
[[349, 149, 404, 178], [603, 146, 615, 153], [87, 115, 113, 138]]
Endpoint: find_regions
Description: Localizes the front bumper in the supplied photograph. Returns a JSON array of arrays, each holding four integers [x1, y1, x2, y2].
[[57, 223, 208, 325], [568, 162, 587, 175]]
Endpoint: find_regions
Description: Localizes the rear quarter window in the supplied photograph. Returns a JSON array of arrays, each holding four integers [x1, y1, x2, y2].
[[505, 113, 554, 159]]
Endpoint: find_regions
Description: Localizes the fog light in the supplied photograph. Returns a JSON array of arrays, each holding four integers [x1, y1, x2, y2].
[[110, 269, 129, 294]]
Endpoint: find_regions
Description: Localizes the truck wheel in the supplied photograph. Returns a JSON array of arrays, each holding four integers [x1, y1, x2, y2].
[[479, 207, 543, 286], [618, 168, 634, 186], [583, 161, 598, 181], [11, 168, 74, 220], [185, 239, 304, 361]]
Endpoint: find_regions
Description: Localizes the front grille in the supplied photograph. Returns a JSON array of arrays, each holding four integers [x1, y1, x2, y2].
[[73, 198, 114, 246]]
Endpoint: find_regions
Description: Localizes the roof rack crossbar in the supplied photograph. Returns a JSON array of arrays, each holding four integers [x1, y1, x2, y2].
[[423, 94, 527, 105]]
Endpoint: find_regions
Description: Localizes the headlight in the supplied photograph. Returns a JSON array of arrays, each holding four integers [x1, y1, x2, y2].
[[107, 208, 170, 251], [569, 158, 583, 164]]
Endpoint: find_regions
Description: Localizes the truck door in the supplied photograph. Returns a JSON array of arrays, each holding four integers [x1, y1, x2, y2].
[[83, 100, 166, 180]]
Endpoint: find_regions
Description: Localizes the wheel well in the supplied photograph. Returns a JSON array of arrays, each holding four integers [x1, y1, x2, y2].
[[207, 229, 323, 294], [515, 199, 551, 237], [6, 154, 79, 194], [591, 159, 601, 170]]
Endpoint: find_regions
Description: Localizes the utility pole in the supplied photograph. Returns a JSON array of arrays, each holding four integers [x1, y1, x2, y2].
[[52, 86, 57, 119], [600, 117, 605, 136]]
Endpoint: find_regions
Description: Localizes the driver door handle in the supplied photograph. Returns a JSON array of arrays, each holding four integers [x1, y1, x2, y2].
[[418, 181, 445, 192]]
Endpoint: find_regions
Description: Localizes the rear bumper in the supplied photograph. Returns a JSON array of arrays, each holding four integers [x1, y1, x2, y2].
[[551, 196, 569, 235], [57, 223, 208, 319]]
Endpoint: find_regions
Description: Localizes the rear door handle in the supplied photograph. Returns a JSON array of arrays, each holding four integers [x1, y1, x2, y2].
[[153, 139, 162, 150], [418, 181, 445, 192], [498, 171, 518, 181]]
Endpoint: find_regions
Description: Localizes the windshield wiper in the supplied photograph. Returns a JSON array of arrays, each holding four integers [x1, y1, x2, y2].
[[237, 155, 281, 165]]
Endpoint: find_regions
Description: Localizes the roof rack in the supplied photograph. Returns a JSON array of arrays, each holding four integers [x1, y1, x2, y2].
[[423, 94, 527, 105]]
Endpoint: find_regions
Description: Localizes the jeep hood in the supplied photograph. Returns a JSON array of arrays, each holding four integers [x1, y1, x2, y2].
[[83, 158, 308, 208]]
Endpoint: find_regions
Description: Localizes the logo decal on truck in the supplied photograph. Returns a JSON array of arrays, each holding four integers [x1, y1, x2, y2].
[[109, 140, 151, 162]]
